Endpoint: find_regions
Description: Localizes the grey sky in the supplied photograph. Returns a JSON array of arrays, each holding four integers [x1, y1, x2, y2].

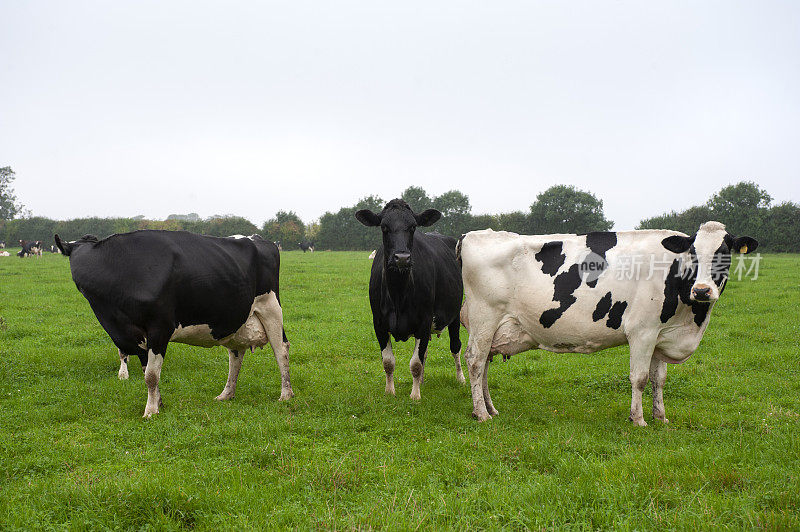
[[2, 1, 798, 230]]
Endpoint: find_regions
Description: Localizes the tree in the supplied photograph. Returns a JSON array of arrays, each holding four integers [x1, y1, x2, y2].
[[432, 190, 471, 237], [0, 166, 23, 220], [401, 186, 433, 212], [707, 181, 771, 237], [262, 210, 305, 245], [529, 185, 613, 234]]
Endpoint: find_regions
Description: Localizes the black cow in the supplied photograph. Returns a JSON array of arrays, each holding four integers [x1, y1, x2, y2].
[[355, 199, 465, 400], [299, 241, 314, 252], [55, 230, 294, 417]]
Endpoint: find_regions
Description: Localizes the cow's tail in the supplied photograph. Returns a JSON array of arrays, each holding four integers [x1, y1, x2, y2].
[[455, 234, 466, 267], [54, 234, 73, 256]]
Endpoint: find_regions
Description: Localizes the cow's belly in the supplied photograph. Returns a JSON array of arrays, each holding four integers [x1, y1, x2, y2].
[[169, 293, 274, 351], [491, 314, 627, 356]]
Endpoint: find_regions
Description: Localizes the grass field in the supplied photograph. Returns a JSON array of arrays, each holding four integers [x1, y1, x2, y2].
[[0, 249, 798, 530]]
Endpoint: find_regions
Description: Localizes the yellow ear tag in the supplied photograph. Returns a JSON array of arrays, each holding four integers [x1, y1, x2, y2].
[[740, 245, 748, 254]]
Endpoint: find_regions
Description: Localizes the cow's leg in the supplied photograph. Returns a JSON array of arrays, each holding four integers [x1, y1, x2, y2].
[[143, 349, 165, 418], [482, 357, 498, 416], [258, 292, 294, 401], [464, 327, 494, 421], [375, 320, 395, 395], [628, 335, 657, 427], [118, 349, 129, 380], [649, 352, 669, 423], [216, 349, 243, 401], [409, 336, 429, 401], [448, 320, 465, 384]]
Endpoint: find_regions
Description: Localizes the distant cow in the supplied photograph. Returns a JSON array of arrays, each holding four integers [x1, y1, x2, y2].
[[0, 241, 5, 248], [458, 221, 757, 423], [274, 241, 282, 252], [299, 241, 314, 252], [368, 249, 376, 260], [49, 245, 61, 254], [0, 251, 9, 257], [55, 230, 294, 417], [356, 199, 465, 400], [17, 240, 43, 257]]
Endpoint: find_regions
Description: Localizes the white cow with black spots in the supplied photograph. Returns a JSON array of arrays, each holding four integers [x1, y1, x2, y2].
[[458, 222, 757, 424]]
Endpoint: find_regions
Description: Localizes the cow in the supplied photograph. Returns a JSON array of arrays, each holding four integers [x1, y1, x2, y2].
[[54, 230, 294, 417], [17, 240, 43, 257], [458, 221, 758, 424], [299, 241, 314, 253], [0, 241, 5, 248], [274, 241, 282, 252], [0, 251, 9, 257], [368, 249, 377, 260], [49, 245, 61, 254], [355, 199, 465, 400]]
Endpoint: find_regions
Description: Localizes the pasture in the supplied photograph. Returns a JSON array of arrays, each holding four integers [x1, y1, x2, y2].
[[0, 250, 798, 529]]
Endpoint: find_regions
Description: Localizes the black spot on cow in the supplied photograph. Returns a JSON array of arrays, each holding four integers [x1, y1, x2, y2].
[[592, 291, 627, 329], [592, 292, 613, 322], [606, 301, 627, 329], [539, 263, 582, 328], [583, 232, 617, 288], [660, 259, 681, 323], [535, 241, 565, 276]]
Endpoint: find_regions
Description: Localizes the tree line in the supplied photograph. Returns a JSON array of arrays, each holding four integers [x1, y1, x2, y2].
[[1, 165, 798, 251]]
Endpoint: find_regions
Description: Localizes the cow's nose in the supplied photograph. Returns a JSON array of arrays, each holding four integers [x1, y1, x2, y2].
[[393, 252, 411, 268], [692, 286, 712, 300]]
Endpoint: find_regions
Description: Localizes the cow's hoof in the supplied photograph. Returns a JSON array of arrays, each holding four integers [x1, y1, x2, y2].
[[628, 415, 648, 427], [654, 415, 669, 424], [385, 385, 396, 396], [472, 411, 492, 422], [215, 392, 235, 401], [456, 373, 466, 384], [487, 406, 499, 416], [143, 406, 159, 418], [410, 391, 421, 401], [118, 369, 129, 380], [279, 389, 294, 401]]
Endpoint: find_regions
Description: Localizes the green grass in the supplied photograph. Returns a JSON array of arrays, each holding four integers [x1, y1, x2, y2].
[[1, 250, 798, 530]]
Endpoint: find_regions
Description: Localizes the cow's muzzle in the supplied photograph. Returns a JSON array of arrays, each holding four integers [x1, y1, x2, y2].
[[390, 252, 412, 271], [691, 284, 716, 302]]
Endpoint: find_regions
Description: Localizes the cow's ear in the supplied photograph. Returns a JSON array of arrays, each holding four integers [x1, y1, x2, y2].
[[415, 209, 441, 227], [355, 209, 381, 227], [661, 234, 695, 254], [732, 236, 758, 254]]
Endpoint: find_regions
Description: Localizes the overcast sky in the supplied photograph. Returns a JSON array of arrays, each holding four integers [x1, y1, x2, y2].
[[2, 1, 798, 230]]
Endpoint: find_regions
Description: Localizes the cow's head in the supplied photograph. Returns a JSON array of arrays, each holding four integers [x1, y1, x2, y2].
[[661, 221, 758, 303], [356, 199, 441, 273]]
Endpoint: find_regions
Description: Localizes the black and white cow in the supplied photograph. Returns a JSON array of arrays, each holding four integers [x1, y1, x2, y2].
[[55, 230, 294, 417], [17, 240, 43, 257], [458, 221, 757, 424], [356, 199, 465, 399], [299, 241, 314, 253], [0, 241, 5, 248]]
